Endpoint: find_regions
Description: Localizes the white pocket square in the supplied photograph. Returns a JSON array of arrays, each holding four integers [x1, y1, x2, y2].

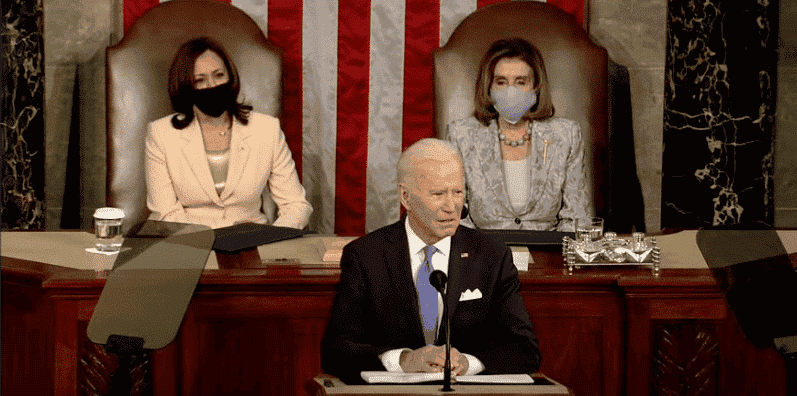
[[459, 289, 483, 301]]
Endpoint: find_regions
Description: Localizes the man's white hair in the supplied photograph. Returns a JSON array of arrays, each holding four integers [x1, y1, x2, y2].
[[397, 138, 464, 187]]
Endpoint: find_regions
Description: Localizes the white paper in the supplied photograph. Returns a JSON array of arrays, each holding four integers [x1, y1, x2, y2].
[[361, 371, 443, 384], [456, 374, 534, 384], [510, 246, 530, 271], [85, 247, 125, 255], [360, 372, 534, 384]]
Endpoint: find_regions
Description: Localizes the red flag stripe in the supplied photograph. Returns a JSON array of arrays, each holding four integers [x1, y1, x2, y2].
[[402, 0, 440, 150], [334, 0, 371, 236], [267, 0, 304, 179], [123, 0, 159, 34], [476, 0, 508, 10], [546, 0, 585, 25], [121, 0, 589, 236]]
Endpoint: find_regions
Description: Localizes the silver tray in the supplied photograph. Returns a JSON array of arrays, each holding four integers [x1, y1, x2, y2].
[[562, 233, 661, 276]]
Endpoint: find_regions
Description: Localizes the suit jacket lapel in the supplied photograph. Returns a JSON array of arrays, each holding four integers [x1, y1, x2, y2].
[[446, 230, 465, 324], [180, 120, 222, 205], [385, 221, 426, 346], [220, 119, 251, 201], [476, 121, 514, 215], [435, 228, 469, 346]]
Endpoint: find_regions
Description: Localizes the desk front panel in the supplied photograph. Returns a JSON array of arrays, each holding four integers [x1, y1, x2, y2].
[[622, 279, 786, 396], [2, 249, 789, 396]]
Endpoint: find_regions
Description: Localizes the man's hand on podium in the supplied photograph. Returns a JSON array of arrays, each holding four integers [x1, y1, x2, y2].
[[451, 349, 469, 376], [399, 346, 469, 375]]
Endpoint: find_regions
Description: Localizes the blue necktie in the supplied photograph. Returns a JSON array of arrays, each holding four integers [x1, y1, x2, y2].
[[417, 245, 439, 346]]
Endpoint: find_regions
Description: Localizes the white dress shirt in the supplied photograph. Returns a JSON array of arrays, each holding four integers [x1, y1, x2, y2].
[[377, 218, 485, 375]]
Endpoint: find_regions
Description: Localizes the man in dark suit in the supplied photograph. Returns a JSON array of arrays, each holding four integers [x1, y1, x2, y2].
[[321, 138, 541, 384]]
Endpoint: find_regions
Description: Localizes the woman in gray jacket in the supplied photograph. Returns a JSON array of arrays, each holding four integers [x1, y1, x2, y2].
[[446, 38, 591, 231]]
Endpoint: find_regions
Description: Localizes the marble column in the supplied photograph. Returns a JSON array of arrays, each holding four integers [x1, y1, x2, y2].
[[43, 0, 111, 230], [661, 0, 778, 228], [1, 0, 45, 229]]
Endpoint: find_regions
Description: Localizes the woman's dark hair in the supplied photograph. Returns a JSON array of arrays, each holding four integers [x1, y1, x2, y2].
[[168, 37, 252, 129], [473, 38, 554, 126]]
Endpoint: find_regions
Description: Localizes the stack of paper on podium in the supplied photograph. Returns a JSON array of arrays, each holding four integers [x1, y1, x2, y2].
[[510, 246, 531, 271], [360, 372, 534, 384], [317, 236, 358, 262], [313, 373, 572, 395]]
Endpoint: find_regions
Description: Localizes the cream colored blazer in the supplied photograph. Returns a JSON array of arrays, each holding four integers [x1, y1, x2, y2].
[[145, 112, 312, 229]]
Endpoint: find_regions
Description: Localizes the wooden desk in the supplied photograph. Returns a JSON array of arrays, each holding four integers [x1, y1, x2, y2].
[[2, 233, 790, 396], [308, 374, 574, 396]]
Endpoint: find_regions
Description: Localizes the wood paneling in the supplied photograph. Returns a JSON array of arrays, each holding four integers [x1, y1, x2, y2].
[[524, 291, 622, 396], [624, 286, 787, 396], [2, 271, 54, 396], [2, 252, 789, 396]]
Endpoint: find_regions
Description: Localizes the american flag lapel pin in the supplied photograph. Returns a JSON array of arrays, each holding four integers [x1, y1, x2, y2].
[[461, 253, 469, 258]]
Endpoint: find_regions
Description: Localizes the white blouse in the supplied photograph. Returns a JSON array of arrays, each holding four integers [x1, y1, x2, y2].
[[503, 156, 531, 213]]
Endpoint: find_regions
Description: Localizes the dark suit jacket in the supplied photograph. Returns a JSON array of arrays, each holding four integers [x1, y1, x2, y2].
[[321, 220, 541, 384]]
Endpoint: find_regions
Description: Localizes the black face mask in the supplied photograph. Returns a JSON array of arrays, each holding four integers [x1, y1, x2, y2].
[[193, 82, 235, 117]]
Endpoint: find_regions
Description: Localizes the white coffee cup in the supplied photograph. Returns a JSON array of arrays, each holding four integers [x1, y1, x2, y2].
[[93, 207, 125, 252]]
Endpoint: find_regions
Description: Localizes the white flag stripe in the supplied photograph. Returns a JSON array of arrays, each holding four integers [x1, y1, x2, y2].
[[365, 0, 406, 233], [148, 0, 480, 234], [126, 0, 585, 235], [231, 0, 268, 36], [302, 0, 338, 234], [439, 0, 476, 47]]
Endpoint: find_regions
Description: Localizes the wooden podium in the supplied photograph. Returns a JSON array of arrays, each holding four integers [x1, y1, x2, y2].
[[2, 231, 791, 396], [309, 374, 574, 396]]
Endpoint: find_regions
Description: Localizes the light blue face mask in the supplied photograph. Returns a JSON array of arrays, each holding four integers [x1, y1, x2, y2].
[[490, 86, 538, 124]]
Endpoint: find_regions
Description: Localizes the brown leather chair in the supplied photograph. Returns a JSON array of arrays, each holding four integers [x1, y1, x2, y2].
[[433, 1, 608, 222], [106, 0, 282, 233]]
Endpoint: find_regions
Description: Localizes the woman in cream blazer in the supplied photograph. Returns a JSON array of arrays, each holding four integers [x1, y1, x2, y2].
[[145, 37, 311, 229], [146, 112, 311, 229], [446, 38, 591, 231]]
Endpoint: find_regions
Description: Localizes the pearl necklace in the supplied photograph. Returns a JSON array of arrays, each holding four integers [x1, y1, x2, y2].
[[498, 123, 532, 147]]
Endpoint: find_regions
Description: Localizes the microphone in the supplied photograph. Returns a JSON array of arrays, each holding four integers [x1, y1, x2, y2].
[[429, 270, 453, 392], [430, 270, 447, 293]]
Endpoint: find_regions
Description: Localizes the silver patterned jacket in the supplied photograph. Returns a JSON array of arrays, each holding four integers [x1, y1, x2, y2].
[[446, 117, 592, 231]]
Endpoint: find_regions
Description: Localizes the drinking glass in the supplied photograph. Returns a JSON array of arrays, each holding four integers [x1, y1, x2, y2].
[[94, 207, 125, 252], [575, 217, 604, 243]]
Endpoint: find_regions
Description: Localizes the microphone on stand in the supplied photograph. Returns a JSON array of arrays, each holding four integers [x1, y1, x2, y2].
[[430, 270, 454, 392]]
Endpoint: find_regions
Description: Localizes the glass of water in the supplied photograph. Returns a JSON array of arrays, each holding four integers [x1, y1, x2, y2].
[[575, 217, 604, 243], [93, 207, 125, 252]]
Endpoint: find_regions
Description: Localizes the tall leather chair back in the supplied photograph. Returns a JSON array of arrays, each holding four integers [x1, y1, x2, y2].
[[434, 1, 608, 218], [107, 0, 282, 233]]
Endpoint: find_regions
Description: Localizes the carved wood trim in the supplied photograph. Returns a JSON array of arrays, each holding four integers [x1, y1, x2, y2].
[[652, 322, 719, 396], [79, 337, 152, 396]]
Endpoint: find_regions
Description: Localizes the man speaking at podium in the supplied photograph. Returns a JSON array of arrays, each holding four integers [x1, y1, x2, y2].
[[321, 139, 541, 385]]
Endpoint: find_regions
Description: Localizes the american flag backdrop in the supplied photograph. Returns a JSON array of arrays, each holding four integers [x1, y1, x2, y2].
[[124, 0, 586, 235]]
